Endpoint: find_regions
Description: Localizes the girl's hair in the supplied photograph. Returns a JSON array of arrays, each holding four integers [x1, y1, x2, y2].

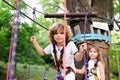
[[88, 45, 103, 61], [49, 23, 72, 44], [88, 45, 105, 70]]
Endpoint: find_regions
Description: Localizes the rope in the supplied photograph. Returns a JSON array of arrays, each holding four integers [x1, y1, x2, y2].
[[8, 0, 20, 80], [83, 11, 88, 66], [28, 7, 36, 80], [6, 0, 17, 80], [63, 0, 67, 78], [83, 11, 88, 80], [42, 62, 54, 80]]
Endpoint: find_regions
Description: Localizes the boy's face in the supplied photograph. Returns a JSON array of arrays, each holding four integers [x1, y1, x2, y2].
[[89, 47, 98, 60], [54, 28, 64, 45]]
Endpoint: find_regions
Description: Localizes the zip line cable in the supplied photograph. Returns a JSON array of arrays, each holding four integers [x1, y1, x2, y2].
[[21, 0, 64, 15], [2, 0, 49, 31], [20, 0, 45, 15]]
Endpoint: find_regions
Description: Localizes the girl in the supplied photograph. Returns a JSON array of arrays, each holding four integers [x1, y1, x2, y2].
[[86, 45, 105, 80], [30, 22, 87, 80]]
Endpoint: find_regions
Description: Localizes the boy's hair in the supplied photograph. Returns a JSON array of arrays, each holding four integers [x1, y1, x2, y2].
[[49, 23, 72, 44]]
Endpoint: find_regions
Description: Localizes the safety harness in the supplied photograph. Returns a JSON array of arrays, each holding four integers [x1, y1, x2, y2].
[[53, 44, 64, 72], [86, 60, 99, 80], [53, 42, 75, 80]]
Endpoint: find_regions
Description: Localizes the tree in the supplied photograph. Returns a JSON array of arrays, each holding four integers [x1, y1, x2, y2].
[[66, 0, 113, 80], [113, 0, 120, 29], [0, 2, 13, 63]]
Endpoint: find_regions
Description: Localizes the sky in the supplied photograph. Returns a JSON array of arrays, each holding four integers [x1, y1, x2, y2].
[[21, 0, 42, 23], [22, 0, 64, 24]]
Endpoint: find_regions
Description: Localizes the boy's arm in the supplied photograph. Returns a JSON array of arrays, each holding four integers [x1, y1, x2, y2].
[[74, 43, 87, 61], [74, 50, 84, 61], [30, 36, 45, 56]]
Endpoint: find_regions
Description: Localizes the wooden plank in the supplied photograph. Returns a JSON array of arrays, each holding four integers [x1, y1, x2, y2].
[[73, 25, 81, 35], [44, 12, 97, 18], [90, 25, 94, 34]]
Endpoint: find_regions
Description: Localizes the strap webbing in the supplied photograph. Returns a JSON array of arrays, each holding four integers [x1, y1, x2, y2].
[[53, 42, 68, 72]]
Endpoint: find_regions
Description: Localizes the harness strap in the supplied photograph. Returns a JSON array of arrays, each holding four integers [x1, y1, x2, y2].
[[66, 67, 75, 75], [53, 44, 60, 72], [87, 60, 99, 80], [93, 67, 99, 80], [53, 42, 69, 72]]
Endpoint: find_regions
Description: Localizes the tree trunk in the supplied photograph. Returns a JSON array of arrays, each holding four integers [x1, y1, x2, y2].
[[66, 0, 113, 80]]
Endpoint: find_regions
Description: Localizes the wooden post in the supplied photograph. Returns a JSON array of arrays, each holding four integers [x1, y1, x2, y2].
[[66, 0, 113, 80]]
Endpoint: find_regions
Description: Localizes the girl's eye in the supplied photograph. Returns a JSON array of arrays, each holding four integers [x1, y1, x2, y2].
[[89, 51, 92, 53], [54, 32, 57, 34]]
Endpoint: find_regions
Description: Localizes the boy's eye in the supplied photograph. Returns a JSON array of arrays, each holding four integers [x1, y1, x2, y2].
[[55, 32, 64, 35], [61, 32, 64, 34], [54, 32, 58, 34], [89, 51, 97, 53]]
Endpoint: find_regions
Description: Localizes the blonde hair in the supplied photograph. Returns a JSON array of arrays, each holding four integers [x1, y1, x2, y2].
[[49, 23, 72, 44]]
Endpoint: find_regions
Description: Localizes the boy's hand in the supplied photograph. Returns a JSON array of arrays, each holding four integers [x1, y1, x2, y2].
[[80, 43, 87, 52], [30, 36, 37, 44]]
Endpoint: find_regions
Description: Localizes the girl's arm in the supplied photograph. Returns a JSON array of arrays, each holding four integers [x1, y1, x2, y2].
[[30, 36, 45, 56], [76, 68, 85, 74], [98, 61, 105, 80]]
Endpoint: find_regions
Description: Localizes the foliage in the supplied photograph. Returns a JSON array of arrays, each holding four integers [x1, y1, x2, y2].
[[0, 5, 12, 63], [0, 0, 64, 67], [110, 30, 120, 79], [113, 0, 120, 18], [111, 31, 120, 43], [0, 0, 47, 65], [0, 62, 57, 80], [38, 0, 63, 13], [109, 46, 120, 80]]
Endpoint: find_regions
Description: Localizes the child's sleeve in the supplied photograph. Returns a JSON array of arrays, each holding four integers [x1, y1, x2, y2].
[[70, 41, 78, 55], [44, 44, 52, 55]]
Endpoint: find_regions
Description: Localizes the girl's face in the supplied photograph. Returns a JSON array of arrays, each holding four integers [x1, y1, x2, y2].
[[54, 28, 64, 45], [89, 47, 98, 60]]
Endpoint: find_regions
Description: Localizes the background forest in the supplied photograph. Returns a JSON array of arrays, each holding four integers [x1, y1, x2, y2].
[[0, 0, 120, 80]]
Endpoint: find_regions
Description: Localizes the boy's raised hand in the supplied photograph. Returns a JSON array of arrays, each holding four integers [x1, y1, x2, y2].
[[30, 36, 37, 44], [80, 43, 87, 52]]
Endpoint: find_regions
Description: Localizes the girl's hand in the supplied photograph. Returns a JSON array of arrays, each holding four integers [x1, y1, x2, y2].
[[76, 66, 86, 74], [81, 65, 87, 74]]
